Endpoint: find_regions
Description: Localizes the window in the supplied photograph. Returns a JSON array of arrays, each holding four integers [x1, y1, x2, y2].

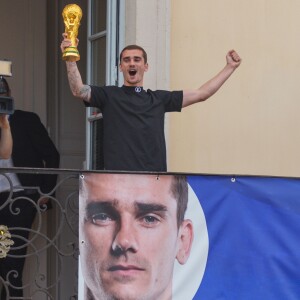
[[86, 0, 123, 170]]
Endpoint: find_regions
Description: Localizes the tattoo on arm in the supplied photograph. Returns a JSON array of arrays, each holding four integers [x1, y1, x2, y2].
[[80, 85, 91, 102], [66, 62, 90, 101]]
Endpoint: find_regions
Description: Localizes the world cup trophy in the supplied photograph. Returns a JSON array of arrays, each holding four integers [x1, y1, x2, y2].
[[62, 4, 82, 61]]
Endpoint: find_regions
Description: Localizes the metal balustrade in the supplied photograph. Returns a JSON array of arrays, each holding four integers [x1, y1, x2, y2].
[[0, 168, 80, 300]]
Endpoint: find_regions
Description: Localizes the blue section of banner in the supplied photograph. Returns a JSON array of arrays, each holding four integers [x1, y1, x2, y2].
[[187, 175, 300, 300]]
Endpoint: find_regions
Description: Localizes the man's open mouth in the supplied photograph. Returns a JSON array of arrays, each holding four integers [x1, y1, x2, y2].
[[129, 70, 137, 76]]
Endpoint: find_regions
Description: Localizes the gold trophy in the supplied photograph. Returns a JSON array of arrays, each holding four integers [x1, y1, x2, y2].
[[62, 4, 82, 61]]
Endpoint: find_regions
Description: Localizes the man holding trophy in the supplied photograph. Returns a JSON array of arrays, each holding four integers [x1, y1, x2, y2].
[[60, 5, 241, 172]]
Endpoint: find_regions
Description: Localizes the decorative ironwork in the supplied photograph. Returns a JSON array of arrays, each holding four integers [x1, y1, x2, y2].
[[0, 225, 14, 258], [0, 167, 81, 300]]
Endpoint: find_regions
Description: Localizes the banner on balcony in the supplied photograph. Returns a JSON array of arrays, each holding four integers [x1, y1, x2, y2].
[[78, 173, 300, 300]]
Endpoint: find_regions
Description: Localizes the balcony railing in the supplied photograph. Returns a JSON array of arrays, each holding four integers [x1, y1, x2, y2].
[[0, 167, 81, 300]]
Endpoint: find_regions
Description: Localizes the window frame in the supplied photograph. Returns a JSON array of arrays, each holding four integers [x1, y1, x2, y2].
[[85, 0, 124, 170]]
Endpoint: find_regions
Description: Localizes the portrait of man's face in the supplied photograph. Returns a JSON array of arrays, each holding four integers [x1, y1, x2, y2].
[[79, 173, 193, 300]]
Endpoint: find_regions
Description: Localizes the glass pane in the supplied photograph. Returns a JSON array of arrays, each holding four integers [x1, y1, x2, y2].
[[91, 0, 107, 34], [91, 37, 106, 86]]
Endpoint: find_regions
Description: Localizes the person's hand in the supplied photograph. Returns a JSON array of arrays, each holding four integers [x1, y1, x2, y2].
[[226, 50, 242, 69], [60, 33, 71, 53], [60, 33, 79, 53], [0, 114, 10, 129]]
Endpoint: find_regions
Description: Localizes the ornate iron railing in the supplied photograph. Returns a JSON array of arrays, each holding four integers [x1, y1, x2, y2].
[[0, 167, 81, 300]]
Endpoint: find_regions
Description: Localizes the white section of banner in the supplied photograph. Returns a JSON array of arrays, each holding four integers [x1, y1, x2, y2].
[[78, 257, 84, 299]]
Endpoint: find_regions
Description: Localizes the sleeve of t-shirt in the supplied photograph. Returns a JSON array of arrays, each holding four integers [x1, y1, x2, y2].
[[83, 85, 108, 109], [159, 90, 183, 112]]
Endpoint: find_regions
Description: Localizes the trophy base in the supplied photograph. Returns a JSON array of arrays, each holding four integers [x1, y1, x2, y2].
[[62, 47, 80, 62]]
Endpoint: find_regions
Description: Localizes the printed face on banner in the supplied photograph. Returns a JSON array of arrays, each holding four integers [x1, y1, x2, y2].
[[79, 173, 194, 300]]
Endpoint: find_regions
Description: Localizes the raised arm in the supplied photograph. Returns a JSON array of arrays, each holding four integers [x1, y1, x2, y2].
[[0, 114, 12, 159], [60, 33, 91, 102], [182, 50, 241, 108]]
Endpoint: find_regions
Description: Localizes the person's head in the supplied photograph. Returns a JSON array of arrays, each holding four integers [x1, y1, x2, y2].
[[79, 173, 194, 300], [119, 45, 149, 87], [0, 77, 10, 97]]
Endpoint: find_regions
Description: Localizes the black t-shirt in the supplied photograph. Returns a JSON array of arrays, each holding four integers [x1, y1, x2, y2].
[[87, 85, 183, 171]]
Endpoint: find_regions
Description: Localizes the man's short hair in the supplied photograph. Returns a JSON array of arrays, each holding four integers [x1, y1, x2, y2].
[[119, 45, 148, 64], [0, 77, 10, 95], [171, 175, 188, 227]]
